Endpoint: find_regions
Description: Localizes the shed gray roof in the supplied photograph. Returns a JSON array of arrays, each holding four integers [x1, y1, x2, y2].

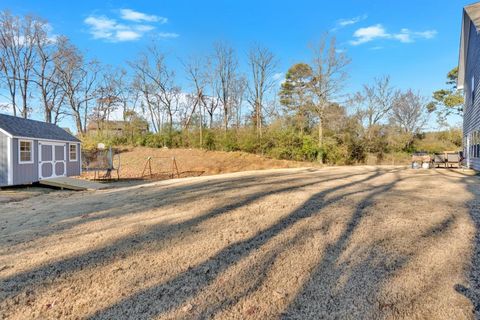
[[0, 113, 80, 142]]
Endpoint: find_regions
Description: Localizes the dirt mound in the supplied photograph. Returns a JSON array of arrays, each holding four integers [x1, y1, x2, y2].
[[86, 147, 315, 180]]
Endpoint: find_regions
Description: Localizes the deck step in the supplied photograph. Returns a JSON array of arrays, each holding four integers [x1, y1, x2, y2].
[[39, 177, 108, 191]]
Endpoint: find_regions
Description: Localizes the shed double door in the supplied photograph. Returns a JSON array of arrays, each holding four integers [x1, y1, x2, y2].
[[38, 142, 66, 180]]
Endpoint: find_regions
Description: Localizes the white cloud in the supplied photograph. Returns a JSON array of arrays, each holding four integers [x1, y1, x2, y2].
[[158, 32, 179, 39], [391, 28, 438, 43], [332, 14, 368, 31], [119, 9, 167, 24], [413, 30, 437, 39], [350, 24, 389, 45], [116, 30, 142, 41], [338, 14, 368, 27], [84, 9, 177, 42], [136, 25, 155, 32], [350, 24, 437, 46], [84, 16, 117, 40], [393, 31, 412, 43], [84, 15, 150, 42]]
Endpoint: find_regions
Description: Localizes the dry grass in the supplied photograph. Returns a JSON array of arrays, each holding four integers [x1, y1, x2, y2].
[[1, 166, 479, 319], [0, 187, 53, 204]]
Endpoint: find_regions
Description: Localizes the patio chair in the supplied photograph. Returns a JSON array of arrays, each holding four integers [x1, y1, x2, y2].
[[433, 153, 446, 168], [446, 153, 461, 168]]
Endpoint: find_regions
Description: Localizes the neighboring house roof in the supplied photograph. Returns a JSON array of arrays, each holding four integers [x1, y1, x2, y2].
[[0, 113, 80, 142], [458, 2, 480, 90]]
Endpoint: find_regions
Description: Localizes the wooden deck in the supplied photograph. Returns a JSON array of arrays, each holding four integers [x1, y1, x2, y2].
[[39, 177, 108, 191]]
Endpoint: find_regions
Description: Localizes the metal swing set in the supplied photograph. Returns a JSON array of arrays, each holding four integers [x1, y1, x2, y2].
[[82, 146, 121, 180]]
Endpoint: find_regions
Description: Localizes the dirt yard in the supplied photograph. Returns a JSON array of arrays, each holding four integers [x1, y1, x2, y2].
[[84, 147, 314, 180], [1, 166, 480, 319]]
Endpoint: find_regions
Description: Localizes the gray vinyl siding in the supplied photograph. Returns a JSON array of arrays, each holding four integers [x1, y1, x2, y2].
[[12, 138, 39, 185], [464, 20, 480, 170], [66, 142, 81, 176], [0, 132, 8, 186], [0, 134, 81, 186]]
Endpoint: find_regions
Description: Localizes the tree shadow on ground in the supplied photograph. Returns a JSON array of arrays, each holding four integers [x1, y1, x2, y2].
[[85, 169, 395, 319], [0, 168, 382, 308], [280, 172, 403, 319], [0, 169, 337, 245], [455, 173, 480, 318]]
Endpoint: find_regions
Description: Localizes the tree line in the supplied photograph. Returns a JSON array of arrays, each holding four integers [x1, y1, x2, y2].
[[0, 10, 462, 163]]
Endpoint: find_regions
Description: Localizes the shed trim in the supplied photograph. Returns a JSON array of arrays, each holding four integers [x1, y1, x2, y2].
[[38, 141, 67, 180], [69, 143, 78, 162], [13, 135, 80, 144], [7, 136, 12, 185], [0, 127, 13, 138], [18, 139, 34, 164]]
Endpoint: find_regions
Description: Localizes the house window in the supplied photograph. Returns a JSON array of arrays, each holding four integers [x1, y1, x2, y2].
[[477, 131, 480, 158], [19, 140, 33, 164], [473, 132, 476, 159], [69, 144, 78, 161], [472, 76, 476, 104], [473, 131, 480, 159], [471, 131, 477, 158]]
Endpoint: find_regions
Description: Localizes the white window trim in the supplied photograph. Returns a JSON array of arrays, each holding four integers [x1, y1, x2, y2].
[[18, 139, 34, 164], [69, 143, 78, 162], [7, 136, 13, 185]]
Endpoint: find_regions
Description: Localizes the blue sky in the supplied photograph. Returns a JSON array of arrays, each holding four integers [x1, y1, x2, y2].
[[1, 0, 472, 129]]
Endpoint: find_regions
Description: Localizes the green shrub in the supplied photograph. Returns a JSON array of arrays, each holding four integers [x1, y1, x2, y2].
[[300, 135, 320, 161], [204, 130, 216, 150], [219, 130, 240, 151], [144, 134, 164, 148], [79, 121, 463, 166]]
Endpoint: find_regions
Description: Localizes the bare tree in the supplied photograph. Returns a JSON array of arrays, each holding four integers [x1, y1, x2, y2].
[[0, 11, 44, 117], [309, 36, 350, 153], [213, 42, 238, 132], [231, 75, 247, 128], [183, 56, 207, 145], [131, 58, 161, 133], [17, 15, 42, 118], [178, 94, 197, 129], [55, 37, 99, 134], [390, 89, 428, 135], [204, 57, 221, 128], [353, 75, 396, 128], [0, 11, 20, 116], [90, 67, 122, 127], [114, 68, 140, 121], [130, 45, 179, 133], [33, 23, 66, 123], [247, 44, 277, 137]]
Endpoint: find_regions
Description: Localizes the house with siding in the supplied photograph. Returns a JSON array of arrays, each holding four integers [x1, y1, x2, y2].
[[459, 2, 480, 170], [0, 113, 81, 187], [87, 119, 149, 136]]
